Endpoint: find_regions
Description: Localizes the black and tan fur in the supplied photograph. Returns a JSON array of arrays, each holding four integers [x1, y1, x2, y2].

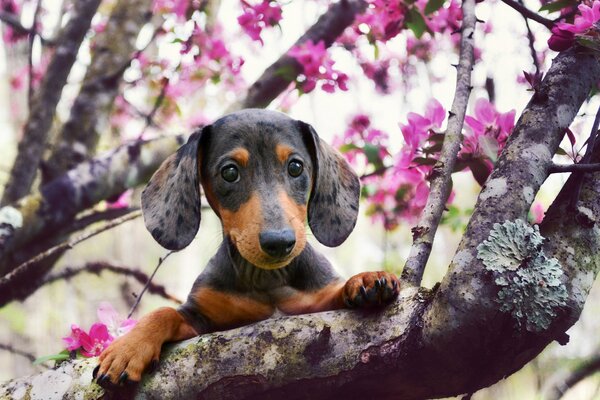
[[95, 109, 400, 387]]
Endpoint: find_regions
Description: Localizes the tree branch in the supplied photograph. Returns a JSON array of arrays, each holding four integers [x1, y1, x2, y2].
[[501, 0, 554, 29], [42, 261, 182, 304], [42, 0, 154, 183], [27, 0, 42, 108], [0, 343, 37, 363], [0, 135, 184, 276], [0, 0, 102, 206], [545, 352, 600, 400], [401, 0, 476, 286], [0, 210, 142, 305], [0, 11, 54, 46], [233, 0, 367, 110], [549, 163, 600, 173]]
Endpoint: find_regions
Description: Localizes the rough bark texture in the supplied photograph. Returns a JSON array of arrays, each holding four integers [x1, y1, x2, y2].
[[234, 0, 366, 110], [0, 0, 102, 206], [401, 0, 475, 286], [0, 136, 184, 277], [1, 48, 599, 400], [42, 0, 154, 183]]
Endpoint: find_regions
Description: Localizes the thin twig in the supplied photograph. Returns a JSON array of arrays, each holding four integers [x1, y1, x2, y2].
[[546, 352, 600, 400], [501, 0, 554, 29], [137, 77, 169, 140], [43, 261, 182, 304], [519, 0, 540, 76], [401, 0, 477, 287], [0, 343, 37, 363], [0, 210, 142, 289], [28, 0, 42, 108], [128, 251, 175, 318], [0, 10, 52, 45], [549, 163, 600, 173], [569, 104, 600, 209]]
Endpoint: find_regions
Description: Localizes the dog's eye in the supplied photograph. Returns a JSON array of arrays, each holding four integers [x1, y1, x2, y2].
[[221, 165, 239, 182], [288, 160, 303, 177]]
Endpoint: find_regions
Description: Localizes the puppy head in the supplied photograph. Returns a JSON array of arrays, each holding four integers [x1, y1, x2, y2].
[[141, 109, 360, 269]]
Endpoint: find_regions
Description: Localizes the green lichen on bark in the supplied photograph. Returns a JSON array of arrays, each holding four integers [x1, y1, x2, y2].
[[477, 219, 568, 333]]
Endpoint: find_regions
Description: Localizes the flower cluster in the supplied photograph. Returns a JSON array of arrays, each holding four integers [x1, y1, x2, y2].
[[337, 100, 446, 229], [460, 99, 516, 178], [337, 98, 516, 230], [548, 0, 600, 51], [288, 40, 348, 93], [237, 0, 282, 44], [62, 302, 136, 357]]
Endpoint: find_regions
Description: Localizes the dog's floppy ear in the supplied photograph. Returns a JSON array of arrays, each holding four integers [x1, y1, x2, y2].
[[299, 121, 360, 247], [141, 127, 208, 250]]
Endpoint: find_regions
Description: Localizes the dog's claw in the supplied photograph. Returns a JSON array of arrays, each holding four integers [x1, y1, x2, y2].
[[97, 374, 110, 385], [343, 272, 400, 309], [149, 359, 160, 373], [360, 285, 367, 298], [118, 372, 129, 385]]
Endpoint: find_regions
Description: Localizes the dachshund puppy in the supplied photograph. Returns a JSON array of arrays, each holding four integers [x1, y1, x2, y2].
[[94, 109, 400, 386]]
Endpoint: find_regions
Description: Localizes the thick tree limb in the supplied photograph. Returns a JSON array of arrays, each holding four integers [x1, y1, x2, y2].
[[233, 0, 367, 110], [0, 135, 184, 276], [0, 0, 102, 206], [42, 0, 154, 183], [401, 0, 476, 286], [420, 46, 600, 395]]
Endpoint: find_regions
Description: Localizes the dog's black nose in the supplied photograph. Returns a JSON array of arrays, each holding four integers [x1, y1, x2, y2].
[[259, 229, 296, 258]]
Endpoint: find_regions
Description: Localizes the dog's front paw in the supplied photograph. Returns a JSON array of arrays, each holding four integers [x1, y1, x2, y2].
[[342, 271, 400, 308], [94, 332, 160, 388]]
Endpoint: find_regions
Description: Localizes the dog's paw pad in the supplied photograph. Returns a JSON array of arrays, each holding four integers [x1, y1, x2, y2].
[[343, 271, 400, 308]]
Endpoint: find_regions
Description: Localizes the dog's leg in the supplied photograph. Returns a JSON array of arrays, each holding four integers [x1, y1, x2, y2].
[[95, 307, 196, 386], [276, 247, 400, 314], [277, 271, 400, 314]]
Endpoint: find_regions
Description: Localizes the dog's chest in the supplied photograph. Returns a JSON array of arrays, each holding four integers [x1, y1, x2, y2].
[[233, 262, 291, 292]]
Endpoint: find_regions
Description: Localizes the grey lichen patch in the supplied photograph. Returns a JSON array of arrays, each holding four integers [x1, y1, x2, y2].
[[477, 219, 544, 272], [477, 219, 568, 333]]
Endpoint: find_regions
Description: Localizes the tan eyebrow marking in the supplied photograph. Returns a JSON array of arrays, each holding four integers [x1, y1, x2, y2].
[[229, 147, 250, 167], [276, 144, 294, 164]]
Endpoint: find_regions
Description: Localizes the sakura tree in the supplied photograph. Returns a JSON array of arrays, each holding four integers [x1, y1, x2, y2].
[[0, 0, 600, 398]]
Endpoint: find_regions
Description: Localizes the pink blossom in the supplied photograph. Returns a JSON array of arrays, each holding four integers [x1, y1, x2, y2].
[[237, 0, 282, 44], [62, 323, 112, 357], [97, 301, 137, 337], [548, 0, 600, 51], [463, 99, 515, 154], [289, 40, 348, 94], [106, 190, 132, 209], [530, 202, 545, 224], [548, 26, 576, 51], [400, 98, 445, 154], [355, 0, 407, 43], [335, 114, 389, 168], [62, 302, 137, 357]]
